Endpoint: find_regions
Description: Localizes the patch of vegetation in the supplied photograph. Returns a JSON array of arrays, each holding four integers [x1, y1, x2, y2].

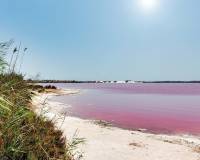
[[93, 120, 112, 128], [29, 84, 57, 93], [0, 41, 76, 160]]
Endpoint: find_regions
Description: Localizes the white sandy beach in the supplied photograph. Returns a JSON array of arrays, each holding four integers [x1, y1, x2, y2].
[[32, 90, 200, 160]]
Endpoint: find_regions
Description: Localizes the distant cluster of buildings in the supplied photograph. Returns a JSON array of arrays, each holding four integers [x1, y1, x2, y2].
[[97, 80, 136, 84]]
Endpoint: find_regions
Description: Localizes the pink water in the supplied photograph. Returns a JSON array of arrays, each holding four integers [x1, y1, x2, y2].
[[50, 83, 200, 135]]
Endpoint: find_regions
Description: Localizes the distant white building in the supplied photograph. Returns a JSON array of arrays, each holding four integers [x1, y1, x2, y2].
[[116, 81, 126, 84], [127, 80, 135, 83]]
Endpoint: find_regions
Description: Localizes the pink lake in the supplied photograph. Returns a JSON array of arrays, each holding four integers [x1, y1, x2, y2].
[[50, 83, 200, 135]]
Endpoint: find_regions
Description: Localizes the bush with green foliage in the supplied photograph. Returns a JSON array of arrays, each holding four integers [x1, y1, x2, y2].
[[0, 41, 73, 160]]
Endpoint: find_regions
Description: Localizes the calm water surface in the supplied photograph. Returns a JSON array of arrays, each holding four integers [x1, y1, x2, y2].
[[50, 83, 200, 134]]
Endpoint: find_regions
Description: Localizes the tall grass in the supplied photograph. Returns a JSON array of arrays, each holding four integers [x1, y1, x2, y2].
[[0, 41, 74, 160]]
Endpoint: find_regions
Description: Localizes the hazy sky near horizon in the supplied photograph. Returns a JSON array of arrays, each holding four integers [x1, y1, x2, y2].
[[0, 0, 200, 80]]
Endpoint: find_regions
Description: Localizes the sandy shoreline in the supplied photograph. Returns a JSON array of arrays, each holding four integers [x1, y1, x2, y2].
[[32, 89, 200, 160]]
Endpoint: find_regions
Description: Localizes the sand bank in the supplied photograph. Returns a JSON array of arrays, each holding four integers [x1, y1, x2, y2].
[[32, 90, 200, 160]]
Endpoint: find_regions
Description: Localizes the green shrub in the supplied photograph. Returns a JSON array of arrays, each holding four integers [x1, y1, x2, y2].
[[0, 42, 74, 160], [0, 74, 72, 160]]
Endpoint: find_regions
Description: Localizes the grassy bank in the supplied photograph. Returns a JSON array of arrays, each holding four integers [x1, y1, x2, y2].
[[0, 42, 73, 159]]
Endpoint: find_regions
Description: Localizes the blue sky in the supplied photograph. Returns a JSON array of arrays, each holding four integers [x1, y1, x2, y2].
[[0, 0, 200, 80]]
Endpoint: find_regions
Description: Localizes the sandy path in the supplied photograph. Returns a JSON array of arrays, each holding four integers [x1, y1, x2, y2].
[[32, 91, 200, 160]]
